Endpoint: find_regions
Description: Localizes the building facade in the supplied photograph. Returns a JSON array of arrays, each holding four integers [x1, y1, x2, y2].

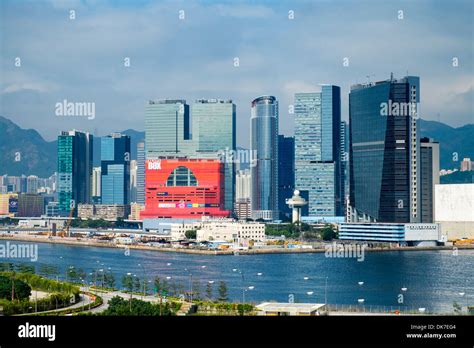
[[419, 138, 440, 223], [100, 133, 131, 205], [57, 130, 93, 215], [294, 86, 343, 218], [17, 193, 44, 217], [192, 99, 236, 211], [136, 141, 145, 204], [348, 75, 420, 223], [278, 135, 295, 220], [141, 158, 229, 219], [339, 222, 440, 246], [145, 99, 191, 158], [251, 96, 279, 221], [435, 183, 474, 240]]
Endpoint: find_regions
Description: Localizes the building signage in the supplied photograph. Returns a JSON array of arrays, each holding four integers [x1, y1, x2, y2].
[[404, 223, 440, 241], [147, 160, 162, 170]]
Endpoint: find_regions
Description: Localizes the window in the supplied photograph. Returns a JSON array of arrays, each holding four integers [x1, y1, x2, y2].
[[166, 166, 198, 186]]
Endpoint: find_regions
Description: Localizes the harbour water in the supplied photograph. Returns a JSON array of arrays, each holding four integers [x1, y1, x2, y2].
[[1, 240, 473, 313]]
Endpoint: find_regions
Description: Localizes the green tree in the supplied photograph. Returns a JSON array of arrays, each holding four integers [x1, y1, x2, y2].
[[0, 275, 31, 301], [0, 263, 14, 272], [15, 263, 35, 274], [185, 230, 197, 240], [453, 301, 462, 314], [217, 281, 228, 302], [321, 225, 337, 241], [103, 271, 116, 289], [122, 274, 134, 293], [205, 282, 213, 301]]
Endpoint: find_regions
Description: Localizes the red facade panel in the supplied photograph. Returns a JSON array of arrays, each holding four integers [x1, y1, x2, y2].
[[141, 158, 230, 219]]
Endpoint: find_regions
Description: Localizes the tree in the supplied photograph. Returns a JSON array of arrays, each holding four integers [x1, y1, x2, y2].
[[103, 272, 116, 289], [321, 225, 337, 241], [205, 282, 213, 301], [122, 274, 134, 293], [192, 280, 201, 301], [185, 229, 197, 240], [15, 263, 35, 274], [453, 301, 462, 314], [0, 263, 14, 272], [0, 275, 31, 301], [217, 281, 228, 302]]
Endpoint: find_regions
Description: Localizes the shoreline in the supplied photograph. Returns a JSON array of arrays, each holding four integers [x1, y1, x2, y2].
[[1, 234, 473, 255]]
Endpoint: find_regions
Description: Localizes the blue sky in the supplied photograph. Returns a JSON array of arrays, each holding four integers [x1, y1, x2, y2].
[[0, 0, 473, 146]]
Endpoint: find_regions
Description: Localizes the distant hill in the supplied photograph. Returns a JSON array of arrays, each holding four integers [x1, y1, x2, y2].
[[0, 115, 145, 177], [0, 115, 56, 177], [418, 119, 474, 170], [440, 171, 474, 184]]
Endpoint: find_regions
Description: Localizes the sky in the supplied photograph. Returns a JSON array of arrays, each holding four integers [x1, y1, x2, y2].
[[0, 0, 473, 146]]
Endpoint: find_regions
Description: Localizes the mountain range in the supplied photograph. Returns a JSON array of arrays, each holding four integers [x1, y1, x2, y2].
[[1, 115, 473, 177]]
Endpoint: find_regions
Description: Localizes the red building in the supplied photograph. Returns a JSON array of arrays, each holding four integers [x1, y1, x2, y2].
[[140, 158, 230, 219]]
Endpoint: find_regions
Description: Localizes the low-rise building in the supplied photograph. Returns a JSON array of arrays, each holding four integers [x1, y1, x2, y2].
[[128, 203, 145, 221], [234, 199, 251, 220], [77, 204, 130, 221], [0, 193, 18, 217], [256, 302, 327, 316], [435, 183, 474, 240], [169, 218, 266, 243], [338, 222, 441, 246], [17, 193, 44, 217]]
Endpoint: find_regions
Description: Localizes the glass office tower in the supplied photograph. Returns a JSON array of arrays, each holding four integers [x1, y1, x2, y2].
[[294, 86, 343, 217], [349, 75, 420, 223], [278, 135, 295, 220], [192, 99, 236, 211], [57, 130, 93, 215], [251, 96, 278, 221], [100, 133, 131, 205], [145, 100, 191, 158]]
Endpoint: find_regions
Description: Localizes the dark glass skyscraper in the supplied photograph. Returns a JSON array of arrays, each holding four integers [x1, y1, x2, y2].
[[294, 86, 343, 217], [100, 133, 131, 205], [349, 75, 420, 223], [251, 96, 278, 221], [278, 135, 294, 220], [57, 130, 93, 215]]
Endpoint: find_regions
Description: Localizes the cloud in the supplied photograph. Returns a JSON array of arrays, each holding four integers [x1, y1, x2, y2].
[[0, 0, 472, 144]]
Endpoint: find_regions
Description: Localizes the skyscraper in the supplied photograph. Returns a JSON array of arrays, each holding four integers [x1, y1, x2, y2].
[[348, 75, 420, 223], [57, 130, 93, 215], [92, 167, 101, 200], [294, 86, 343, 217], [278, 135, 295, 220], [136, 141, 145, 204], [145, 99, 191, 158], [130, 160, 137, 203], [340, 121, 349, 202], [251, 96, 278, 221], [192, 99, 236, 211], [420, 137, 440, 223], [100, 133, 131, 205], [26, 175, 38, 194]]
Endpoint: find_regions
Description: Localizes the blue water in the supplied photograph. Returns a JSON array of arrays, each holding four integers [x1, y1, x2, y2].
[[2, 240, 473, 313]]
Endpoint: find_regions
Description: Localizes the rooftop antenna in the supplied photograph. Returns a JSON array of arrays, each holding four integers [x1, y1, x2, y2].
[[366, 74, 374, 85], [390, 72, 394, 81]]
